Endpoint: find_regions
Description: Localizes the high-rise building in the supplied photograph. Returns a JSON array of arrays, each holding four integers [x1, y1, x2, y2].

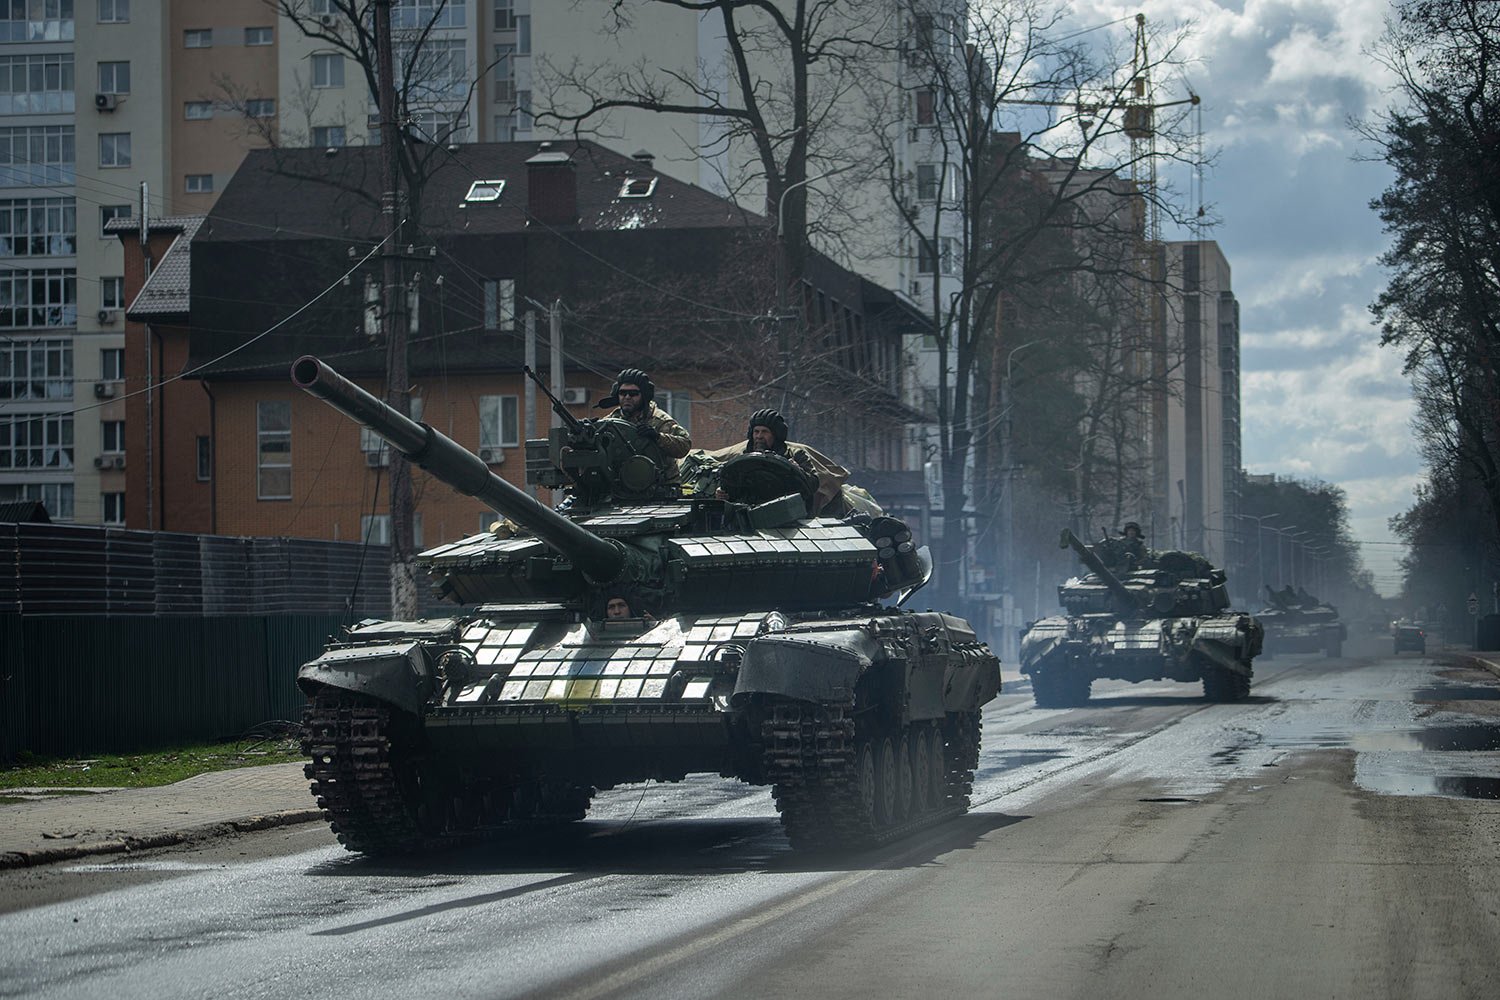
[[1156, 238, 1241, 567]]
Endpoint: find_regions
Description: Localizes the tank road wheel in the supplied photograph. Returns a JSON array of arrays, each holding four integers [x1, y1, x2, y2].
[[925, 725, 946, 810], [854, 738, 880, 830], [875, 737, 902, 827], [909, 727, 934, 813], [894, 733, 916, 823]]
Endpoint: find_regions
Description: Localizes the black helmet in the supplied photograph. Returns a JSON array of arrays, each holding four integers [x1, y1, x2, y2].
[[1122, 521, 1142, 537], [597, 367, 655, 409], [746, 407, 788, 449]]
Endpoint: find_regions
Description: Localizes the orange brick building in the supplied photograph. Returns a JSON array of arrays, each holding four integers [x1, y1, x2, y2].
[[114, 141, 921, 547]]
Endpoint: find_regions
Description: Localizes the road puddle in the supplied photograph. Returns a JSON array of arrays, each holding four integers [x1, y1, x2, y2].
[[1356, 772, 1500, 800], [1263, 723, 1500, 753]]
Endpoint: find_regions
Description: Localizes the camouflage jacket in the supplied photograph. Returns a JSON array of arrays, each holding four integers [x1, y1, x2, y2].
[[603, 401, 692, 482]]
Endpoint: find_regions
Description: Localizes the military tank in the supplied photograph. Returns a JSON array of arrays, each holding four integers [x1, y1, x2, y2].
[[1019, 529, 1262, 707], [291, 357, 999, 854], [1256, 586, 1346, 658]]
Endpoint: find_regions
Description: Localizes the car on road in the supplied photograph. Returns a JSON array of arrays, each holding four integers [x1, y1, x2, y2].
[[1394, 624, 1427, 655]]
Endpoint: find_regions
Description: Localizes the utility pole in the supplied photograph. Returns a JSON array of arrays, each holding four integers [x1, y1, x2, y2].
[[374, 0, 417, 618]]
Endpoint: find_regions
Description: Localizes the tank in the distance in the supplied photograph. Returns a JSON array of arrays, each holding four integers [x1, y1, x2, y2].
[[1019, 528, 1263, 707], [1256, 585, 1347, 658], [291, 357, 1000, 855]]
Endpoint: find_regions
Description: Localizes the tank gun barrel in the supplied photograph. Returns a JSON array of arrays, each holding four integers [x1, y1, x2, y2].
[[291, 356, 625, 581], [1059, 528, 1141, 611]]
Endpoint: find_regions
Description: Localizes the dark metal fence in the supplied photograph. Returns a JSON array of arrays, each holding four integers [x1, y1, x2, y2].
[[0, 522, 396, 616], [0, 612, 343, 761], [0, 523, 455, 761]]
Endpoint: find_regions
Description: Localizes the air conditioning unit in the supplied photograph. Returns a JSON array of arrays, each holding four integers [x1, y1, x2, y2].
[[479, 447, 503, 465], [319, 13, 336, 27], [364, 450, 388, 467], [95, 93, 117, 112], [93, 382, 115, 399], [97, 309, 117, 324], [562, 387, 589, 406], [93, 455, 108, 469], [111, 455, 126, 470]]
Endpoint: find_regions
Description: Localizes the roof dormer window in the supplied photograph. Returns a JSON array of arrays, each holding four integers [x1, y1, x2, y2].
[[618, 176, 657, 199], [463, 179, 505, 204]]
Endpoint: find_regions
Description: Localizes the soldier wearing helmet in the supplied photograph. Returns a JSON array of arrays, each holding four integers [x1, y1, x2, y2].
[[596, 367, 692, 484], [708, 408, 854, 516]]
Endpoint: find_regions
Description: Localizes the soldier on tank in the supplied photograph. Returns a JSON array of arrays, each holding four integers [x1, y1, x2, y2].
[[711, 408, 853, 515], [596, 368, 692, 484]]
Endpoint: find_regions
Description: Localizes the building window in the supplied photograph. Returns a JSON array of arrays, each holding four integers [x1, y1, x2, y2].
[[4, 1, 74, 43], [1, 338, 71, 400], [311, 125, 345, 148], [494, 0, 515, 30], [915, 88, 936, 126], [0, 197, 76, 256], [360, 398, 421, 459], [917, 237, 957, 275], [0, 53, 75, 114], [101, 491, 124, 525], [256, 400, 291, 499], [97, 61, 130, 94], [100, 347, 123, 381], [184, 101, 212, 119], [310, 0, 335, 13], [916, 164, 945, 202], [361, 513, 423, 547], [479, 395, 519, 449], [244, 98, 274, 117], [98, 0, 129, 23], [101, 275, 123, 309], [0, 413, 74, 469], [0, 267, 75, 328], [515, 89, 531, 131], [100, 203, 129, 236], [184, 28, 211, 48], [0, 125, 74, 186], [101, 419, 124, 453], [0, 482, 72, 520], [311, 52, 343, 87], [184, 173, 213, 193], [392, 0, 465, 30], [492, 43, 514, 102], [196, 435, 211, 481], [98, 132, 130, 167], [656, 390, 692, 433], [245, 26, 272, 45], [516, 13, 529, 53], [492, 114, 514, 142], [482, 278, 514, 331]]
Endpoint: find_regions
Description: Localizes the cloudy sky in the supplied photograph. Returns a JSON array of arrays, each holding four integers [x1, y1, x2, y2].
[[1062, 0, 1414, 595]]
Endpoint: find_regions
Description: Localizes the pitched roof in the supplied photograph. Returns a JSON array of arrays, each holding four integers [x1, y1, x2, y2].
[[199, 140, 765, 243]]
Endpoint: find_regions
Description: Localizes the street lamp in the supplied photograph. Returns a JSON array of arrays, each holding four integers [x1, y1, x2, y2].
[[1230, 513, 1279, 596], [1290, 531, 1314, 587]]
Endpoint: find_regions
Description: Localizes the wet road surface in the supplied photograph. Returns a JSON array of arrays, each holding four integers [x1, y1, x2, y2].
[[3, 634, 1498, 999]]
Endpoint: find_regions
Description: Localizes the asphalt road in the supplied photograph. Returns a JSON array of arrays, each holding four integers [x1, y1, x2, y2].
[[3, 633, 1498, 1000]]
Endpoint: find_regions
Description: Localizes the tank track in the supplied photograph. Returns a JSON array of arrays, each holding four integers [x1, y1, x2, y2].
[[302, 694, 583, 855], [763, 702, 981, 850], [301, 695, 437, 855]]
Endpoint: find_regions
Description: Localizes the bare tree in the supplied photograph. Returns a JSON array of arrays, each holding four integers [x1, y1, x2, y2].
[[864, 0, 1202, 602]]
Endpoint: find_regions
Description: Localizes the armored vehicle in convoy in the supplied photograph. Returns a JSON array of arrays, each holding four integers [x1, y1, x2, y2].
[[1019, 529, 1263, 706], [292, 357, 1000, 854], [1256, 586, 1346, 658]]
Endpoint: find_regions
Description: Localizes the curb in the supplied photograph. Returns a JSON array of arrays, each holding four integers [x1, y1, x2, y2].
[[1445, 651, 1500, 680], [0, 808, 325, 870]]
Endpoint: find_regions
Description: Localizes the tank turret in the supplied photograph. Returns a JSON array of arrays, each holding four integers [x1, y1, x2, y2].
[[1059, 528, 1142, 613], [289, 356, 1000, 856]]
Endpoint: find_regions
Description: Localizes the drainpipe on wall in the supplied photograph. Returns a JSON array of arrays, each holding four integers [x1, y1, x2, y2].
[[203, 380, 216, 534]]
